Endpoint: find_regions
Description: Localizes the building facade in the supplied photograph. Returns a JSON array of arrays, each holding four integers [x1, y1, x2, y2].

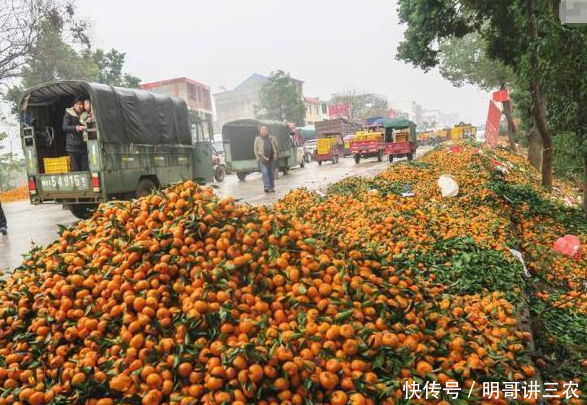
[[141, 77, 213, 115], [304, 97, 322, 125], [214, 74, 305, 130]]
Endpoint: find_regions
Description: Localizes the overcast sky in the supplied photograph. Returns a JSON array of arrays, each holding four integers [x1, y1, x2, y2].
[[77, 0, 490, 125]]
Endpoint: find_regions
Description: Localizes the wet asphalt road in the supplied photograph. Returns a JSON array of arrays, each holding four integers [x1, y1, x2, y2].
[[0, 148, 430, 272]]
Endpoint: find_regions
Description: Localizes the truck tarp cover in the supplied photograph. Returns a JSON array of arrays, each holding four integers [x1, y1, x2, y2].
[[222, 119, 291, 161], [21, 81, 192, 146]]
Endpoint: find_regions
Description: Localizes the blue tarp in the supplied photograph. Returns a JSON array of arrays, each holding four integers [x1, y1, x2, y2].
[[364, 116, 394, 126]]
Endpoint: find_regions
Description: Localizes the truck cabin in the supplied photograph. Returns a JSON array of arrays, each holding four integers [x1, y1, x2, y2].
[[21, 83, 94, 174]]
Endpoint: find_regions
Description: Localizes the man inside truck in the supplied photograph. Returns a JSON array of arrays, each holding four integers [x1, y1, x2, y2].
[[62, 96, 89, 172]]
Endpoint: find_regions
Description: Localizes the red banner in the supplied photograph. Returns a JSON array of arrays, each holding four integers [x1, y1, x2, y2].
[[492, 89, 509, 103], [328, 103, 351, 119], [485, 100, 501, 147]]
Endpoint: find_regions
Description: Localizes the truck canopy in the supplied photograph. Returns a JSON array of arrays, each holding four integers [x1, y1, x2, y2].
[[222, 119, 292, 161], [384, 118, 417, 143], [20, 80, 192, 146], [383, 118, 416, 130]]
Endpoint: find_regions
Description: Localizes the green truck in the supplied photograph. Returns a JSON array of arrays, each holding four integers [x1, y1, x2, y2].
[[20, 80, 213, 218], [222, 119, 305, 181]]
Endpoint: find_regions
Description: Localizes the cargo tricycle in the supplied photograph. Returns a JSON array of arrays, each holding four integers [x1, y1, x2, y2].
[[384, 118, 418, 163], [350, 125, 386, 164], [314, 132, 344, 165]]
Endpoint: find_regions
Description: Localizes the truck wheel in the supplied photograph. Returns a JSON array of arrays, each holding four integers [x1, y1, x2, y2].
[[318, 160, 323, 166], [377, 151, 383, 162], [69, 204, 96, 220], [354, 154, 361, 164], [237, 172, 248, 181], [281, 167, 289, 175], [214, 165, 226, 182], [136, 178, 157, 198], [407, 153, 414, 161], [388, 155, 394, 163]]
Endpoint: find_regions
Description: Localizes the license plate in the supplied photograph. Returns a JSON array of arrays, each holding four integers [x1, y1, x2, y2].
[[39, 173, 90, 192]]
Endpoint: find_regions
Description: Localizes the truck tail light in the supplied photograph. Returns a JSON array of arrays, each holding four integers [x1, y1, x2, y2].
[[28, 177, 37, 195], [91, 173, 100, 192]]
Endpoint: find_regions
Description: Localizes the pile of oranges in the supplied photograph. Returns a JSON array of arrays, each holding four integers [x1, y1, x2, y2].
[[0, 185, 28, 203], [0, 143, 585, 405]]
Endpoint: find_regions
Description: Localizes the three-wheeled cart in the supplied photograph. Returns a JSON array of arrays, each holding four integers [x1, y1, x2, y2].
[[384, 118, 418, 163], [314, 131, 344, 165], [350, 125, 386, 164]]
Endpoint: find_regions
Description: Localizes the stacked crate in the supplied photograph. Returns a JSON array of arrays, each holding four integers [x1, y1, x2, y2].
[[44, 156, 71, 174], [317, 138, 338, 154]]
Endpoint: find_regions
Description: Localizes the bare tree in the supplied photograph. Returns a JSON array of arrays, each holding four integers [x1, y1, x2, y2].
[[330, 88, 389, 120], [0, 0, 66, 91]]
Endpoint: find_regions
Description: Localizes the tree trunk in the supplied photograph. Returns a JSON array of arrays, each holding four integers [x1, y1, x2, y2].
[[499, 80, 517, 151], [584, 157, 587, 213], [530, 79, 553, 190], [527, 125, 543, 170], [528, 0, 553, 190], [540, 127, 553, 190], [502, 99, 517, 150]]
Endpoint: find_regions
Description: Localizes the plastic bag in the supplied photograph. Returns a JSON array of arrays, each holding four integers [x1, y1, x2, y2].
[[438, 175, 459, 197], [489, 158, 509, 174], [553, 235, 582, 260], [448, 146, 462, 153]]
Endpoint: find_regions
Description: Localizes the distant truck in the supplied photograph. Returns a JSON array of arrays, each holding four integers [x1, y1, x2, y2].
[[315, 118, 362, 145], [222, 119, 305, 181], [20, 80, 213, 218]]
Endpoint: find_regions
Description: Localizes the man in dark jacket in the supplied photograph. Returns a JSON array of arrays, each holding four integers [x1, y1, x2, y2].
[[62, 96, 89, 172]]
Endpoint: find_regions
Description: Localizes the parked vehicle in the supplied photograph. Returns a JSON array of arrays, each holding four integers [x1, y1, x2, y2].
[[288, 130, 306, 170], [304, 139, 317, 162], [450, 123, 477, 141], [212, 144, 227, 182], [315, 118, 362, 144], [350, 125, 386, 163], [19, 80, 213, 218], [314, 132, 344, 165], [383, 118, 418, 162], [343, 135, 354, 156], [222, 119, 304, 181]]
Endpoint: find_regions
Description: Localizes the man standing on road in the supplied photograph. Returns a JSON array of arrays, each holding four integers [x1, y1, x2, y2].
[[0, 198, 7, 235], [254, 125, 278, 193], [62, 96, 89, 172]]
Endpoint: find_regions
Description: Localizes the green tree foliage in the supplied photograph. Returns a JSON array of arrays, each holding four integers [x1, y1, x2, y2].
[[535, 10, 587, 209], [255, 70, 306, 126], [396, 0, 554, 189], [330, 90, 389, 120], [438, 32, 519, 149], [553, 132, 583, 183], [5, 3, 140, 112], [5, 13, 97, 112], [92, 49, 141, 88], [438, 33, 516, 91]]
